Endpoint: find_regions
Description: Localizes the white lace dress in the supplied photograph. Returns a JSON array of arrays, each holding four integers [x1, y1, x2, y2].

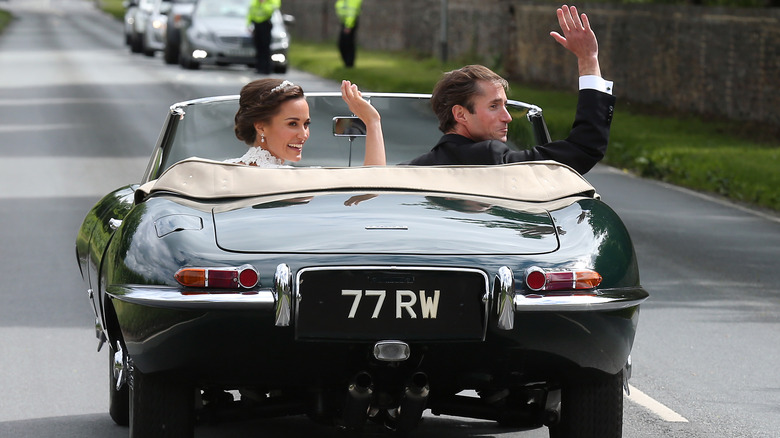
[[224, 147, 291, 168]]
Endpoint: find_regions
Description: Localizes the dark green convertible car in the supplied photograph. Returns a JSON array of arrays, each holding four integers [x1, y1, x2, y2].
[[75, 92, 647, 437]]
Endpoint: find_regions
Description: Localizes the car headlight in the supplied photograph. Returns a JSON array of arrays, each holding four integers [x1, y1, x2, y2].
[[193, 28, 216, 43]]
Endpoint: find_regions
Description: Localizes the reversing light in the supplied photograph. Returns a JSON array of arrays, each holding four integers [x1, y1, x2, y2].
[[175, 264, 259, 289], [524, 267, 602, 292]]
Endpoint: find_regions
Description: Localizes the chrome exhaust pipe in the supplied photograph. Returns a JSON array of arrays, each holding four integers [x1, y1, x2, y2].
[[337, 371, 373, 430], [390, 371, 429, 433]]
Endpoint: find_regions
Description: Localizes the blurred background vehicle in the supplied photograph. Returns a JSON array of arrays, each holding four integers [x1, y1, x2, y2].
[[123, 0, 154, 53], [140, 0, 171, 56], [178, 0, 291, 73], [162, 0, 197, 64]]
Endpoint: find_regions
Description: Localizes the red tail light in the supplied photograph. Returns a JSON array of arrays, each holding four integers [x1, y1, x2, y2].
[[175, 265, 259, 289], [524, 267, 602, 292]]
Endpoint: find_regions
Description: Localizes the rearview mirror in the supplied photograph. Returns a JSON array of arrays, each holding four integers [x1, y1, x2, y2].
[[332, 117, 367, 137]]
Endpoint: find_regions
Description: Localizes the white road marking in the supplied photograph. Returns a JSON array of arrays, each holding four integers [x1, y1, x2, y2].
[[627, 384, 689, 423]]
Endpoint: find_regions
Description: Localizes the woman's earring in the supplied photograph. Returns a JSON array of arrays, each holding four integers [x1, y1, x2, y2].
[[260, 133, 265, 143]]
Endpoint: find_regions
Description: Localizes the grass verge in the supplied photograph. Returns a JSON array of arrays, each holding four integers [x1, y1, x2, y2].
[[0, 9, 12, 34], [289, 41, 779, 212]]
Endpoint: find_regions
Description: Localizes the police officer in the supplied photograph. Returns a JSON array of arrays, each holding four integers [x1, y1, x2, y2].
[[335, 0, 362, 67], [248, 0, 281, 74]]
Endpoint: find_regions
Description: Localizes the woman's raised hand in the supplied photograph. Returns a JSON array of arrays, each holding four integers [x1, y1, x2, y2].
[[341, 80, 381, 125], [340, 80, 385, 166]]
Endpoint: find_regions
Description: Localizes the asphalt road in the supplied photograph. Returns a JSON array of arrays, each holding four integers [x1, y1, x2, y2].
[[1, 1, 779, 437]]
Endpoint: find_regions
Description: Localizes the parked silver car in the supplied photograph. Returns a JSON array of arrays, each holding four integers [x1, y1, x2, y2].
[[162, 0, 197, 64], [140, 0, 172, 56], [123, 0, 154, 54], [178, 0, 290, 73]]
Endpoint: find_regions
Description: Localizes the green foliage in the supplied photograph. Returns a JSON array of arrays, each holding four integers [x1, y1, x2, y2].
[[289, 41, 780, 212], [0, 9, 13, 34], [574, 0, 776, 7], [100, 0, 127, 20]]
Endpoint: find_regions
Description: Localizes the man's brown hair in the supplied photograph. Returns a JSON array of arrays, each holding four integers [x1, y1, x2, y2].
[[431, 65, 509, 133]]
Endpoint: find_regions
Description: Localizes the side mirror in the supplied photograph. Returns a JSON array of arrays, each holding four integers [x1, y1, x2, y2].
[[283, 14, 295, 26], [333, 117, 366, 137]]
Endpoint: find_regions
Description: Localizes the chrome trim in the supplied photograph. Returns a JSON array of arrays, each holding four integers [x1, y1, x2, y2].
[[513, 287, 649, 311], [496, 266, 515, 330], [168, 93, 539, 115], [373, 340, 411, 362], [274, 263, 292, 327], [623, 355, 633, 394], [106, 285, 275, 310], [294, 266, 491, 339], [108, 218, 123, 230], [113, 341, 126, 391]]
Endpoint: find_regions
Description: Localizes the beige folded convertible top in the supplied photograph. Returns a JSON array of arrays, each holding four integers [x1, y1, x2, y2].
[[135, 158, 596, 204]]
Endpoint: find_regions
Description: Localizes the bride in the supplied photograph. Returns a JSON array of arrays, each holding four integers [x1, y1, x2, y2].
[[229, 78, 385, 167]]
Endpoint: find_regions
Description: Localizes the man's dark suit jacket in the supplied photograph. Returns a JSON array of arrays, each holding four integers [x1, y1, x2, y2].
[[404, 89, 616, 175]]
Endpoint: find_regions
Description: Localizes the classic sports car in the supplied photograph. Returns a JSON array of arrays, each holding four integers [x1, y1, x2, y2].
[[75, 91, 648, 437]]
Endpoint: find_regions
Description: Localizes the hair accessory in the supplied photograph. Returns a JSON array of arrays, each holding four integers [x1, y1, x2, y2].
[[270, 80, 295, 95]]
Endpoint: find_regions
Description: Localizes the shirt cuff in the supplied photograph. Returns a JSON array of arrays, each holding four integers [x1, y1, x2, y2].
[[579, 75, 614, 95]]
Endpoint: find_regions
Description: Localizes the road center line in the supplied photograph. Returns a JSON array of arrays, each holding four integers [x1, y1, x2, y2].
[[627, 384, 689, 423]]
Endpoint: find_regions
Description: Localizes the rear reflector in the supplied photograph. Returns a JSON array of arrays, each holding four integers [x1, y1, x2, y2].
[[524, 267, 602, 292], [175, 265, 259, 289]]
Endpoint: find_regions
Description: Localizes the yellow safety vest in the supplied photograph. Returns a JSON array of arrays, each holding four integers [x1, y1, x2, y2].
[[335, 0, 362, 29], [247, 0, 280, 25]]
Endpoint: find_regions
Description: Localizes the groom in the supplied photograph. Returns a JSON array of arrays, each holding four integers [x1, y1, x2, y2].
[[405, 5, 615, 176]]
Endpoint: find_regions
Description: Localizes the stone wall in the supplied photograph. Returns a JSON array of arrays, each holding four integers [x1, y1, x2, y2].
[[283, 1, 780, 126]]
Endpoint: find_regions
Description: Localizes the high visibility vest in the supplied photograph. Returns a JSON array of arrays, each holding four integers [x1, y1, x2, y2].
[[247, 0, 280, 25], [335, 0, 362, 29]]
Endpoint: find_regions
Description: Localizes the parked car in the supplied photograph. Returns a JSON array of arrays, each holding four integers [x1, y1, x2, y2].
[[178, 0, 290, 72], [75, 92, 648, 437], [139, 0, 172, 56], [161, 0, 197, 65], [123, 0, 154, 53]]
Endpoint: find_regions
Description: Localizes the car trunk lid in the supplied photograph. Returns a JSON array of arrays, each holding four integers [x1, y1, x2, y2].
[[213, 192, 559, 255]]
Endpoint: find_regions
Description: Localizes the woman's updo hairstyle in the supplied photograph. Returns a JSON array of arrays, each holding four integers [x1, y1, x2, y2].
[[234, 79, 305, 145]]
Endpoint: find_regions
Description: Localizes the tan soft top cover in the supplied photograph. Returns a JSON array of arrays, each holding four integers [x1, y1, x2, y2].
[[135, 158, 596, 204]]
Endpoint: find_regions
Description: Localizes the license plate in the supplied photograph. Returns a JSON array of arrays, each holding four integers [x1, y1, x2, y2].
[[224, 48, 253, 57], [295, 268, 487, 341]]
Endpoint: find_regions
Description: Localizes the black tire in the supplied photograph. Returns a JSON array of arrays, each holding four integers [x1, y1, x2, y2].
[[129, 366, 195, 438], [142, 39, 155, 57], [130, 32, 143, 54], [108, 342, 129, 426], [163, 32, 180, 65], [548, 370, 623, 438], [178, 47, 200, 70]]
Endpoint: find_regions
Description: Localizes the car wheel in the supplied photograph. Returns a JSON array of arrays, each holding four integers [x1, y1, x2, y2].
[[142, 43, 155, 57], [273, 64, 288, 74], [163, 34, 180, 65], [108, 341, 129, 426], [548, 370, 623, 438], [178, 45, 200, 70], [130, 32, 143, 54], [180, 55, 200, 70], [129, 366, 194, 438]]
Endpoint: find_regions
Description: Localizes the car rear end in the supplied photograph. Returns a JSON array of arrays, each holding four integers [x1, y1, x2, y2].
[[107, 174, 646, 431]]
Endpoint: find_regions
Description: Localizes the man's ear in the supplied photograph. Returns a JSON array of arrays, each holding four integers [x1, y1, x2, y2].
[[452, 105, 469, 124]]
